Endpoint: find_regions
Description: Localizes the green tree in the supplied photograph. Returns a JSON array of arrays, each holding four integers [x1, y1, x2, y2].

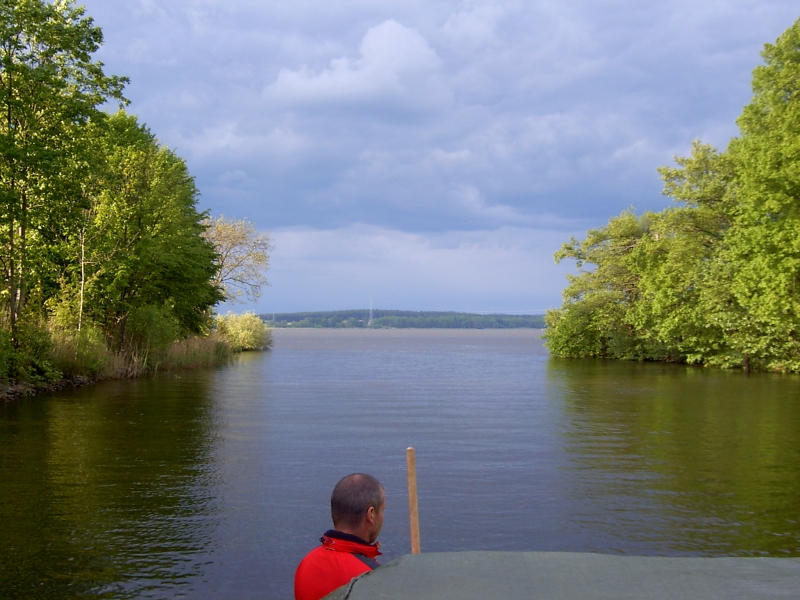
[[545, 210, 655, 359], [70, 112, 221, 350], [545, 145, 738, 364], [0, 0, 126, 342], [719, 18, 800, 372], [635, 143, 737, 364], [546, 17, 800, 373]]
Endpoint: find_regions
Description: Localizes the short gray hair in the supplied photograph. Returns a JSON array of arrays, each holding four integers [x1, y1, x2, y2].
[[331, 473, 384, 529]]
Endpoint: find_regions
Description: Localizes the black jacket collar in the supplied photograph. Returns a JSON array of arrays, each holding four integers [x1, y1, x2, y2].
[[323, 529, 372, 546]]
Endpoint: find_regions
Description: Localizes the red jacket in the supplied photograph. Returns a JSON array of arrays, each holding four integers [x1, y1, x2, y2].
[[294, 530, 381, 600]]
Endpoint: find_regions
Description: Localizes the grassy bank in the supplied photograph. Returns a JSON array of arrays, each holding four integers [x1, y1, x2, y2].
[[0, 313, 272, 402]]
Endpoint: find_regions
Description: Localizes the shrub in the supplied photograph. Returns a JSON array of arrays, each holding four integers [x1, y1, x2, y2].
[[1, 321, 74, 383], [49, 325, 112, 378], [215, 312, 272, 351], [0, 328, 14, 382], [46, 288, 82, 330], [125, 305, 180, 364]]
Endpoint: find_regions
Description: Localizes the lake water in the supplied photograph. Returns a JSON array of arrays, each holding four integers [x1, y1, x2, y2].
[[2, 328, 800, 598]]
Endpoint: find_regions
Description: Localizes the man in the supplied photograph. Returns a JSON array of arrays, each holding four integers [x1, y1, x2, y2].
[[294, 473, 385, 600]]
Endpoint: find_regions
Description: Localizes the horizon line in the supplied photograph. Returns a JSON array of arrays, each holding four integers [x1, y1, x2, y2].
[[258, 308, 550, 316]]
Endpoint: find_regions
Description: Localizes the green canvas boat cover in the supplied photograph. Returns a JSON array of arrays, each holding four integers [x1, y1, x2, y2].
[[323, 551, 800, 600]]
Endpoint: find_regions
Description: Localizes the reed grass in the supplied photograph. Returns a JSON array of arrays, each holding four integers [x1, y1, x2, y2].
[[159, 333, 234, 371], [46, 327, 234, 384], [48, 326, 111, 378], [2, 317, 243, 392]]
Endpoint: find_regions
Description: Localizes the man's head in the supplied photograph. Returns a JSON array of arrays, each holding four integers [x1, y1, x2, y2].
[[331, 473, 385, 543]]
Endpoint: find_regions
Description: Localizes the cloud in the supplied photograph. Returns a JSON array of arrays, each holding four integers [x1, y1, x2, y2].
[[450, 185, 532, 225], [442, 4, 507, 49], [266, 20, 451, 113], [83, 0, 800, 310], [258, 224, 584, 313], [173, 119, 309, 161]]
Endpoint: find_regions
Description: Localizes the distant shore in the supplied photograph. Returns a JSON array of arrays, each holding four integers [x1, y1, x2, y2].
[[263, 310, 545, 329]]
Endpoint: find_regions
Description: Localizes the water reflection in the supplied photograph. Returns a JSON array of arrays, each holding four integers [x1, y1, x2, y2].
[[4, 331, 800, 600], [547, 359, 800, 556], [0, 373, 221, 598]]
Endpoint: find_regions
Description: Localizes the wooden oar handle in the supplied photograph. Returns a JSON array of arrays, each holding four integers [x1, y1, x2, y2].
[[407, 447, 421, 554]]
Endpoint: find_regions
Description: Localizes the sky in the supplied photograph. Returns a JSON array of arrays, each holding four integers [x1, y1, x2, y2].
[[84, 0, 800, 314]]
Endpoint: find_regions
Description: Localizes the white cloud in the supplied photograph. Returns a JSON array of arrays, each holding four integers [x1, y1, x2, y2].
[[450, 185, 531, 225], [266, 20, 451, 111], [170, 119, 309, 162], [442, 4, 507, 49]]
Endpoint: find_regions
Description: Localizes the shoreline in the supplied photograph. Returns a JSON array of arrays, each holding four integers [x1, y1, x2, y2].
[[0, 347, 275, 404], [0, 375, 98, 403], [271, 327, 545, 334]]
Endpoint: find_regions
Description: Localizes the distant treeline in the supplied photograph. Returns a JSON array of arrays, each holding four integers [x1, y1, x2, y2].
[[264, 310, 545, 329]]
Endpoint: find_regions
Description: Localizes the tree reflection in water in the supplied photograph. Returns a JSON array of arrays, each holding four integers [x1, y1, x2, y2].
[[547, 359, 800, 556], [0, 374, 221, 598]]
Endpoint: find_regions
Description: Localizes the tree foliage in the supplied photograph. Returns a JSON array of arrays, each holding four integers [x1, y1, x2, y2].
[[0, 0, 126, 340], [82, 113, 221, 344], [202, 216, 272, 303], [0, 2, 253, 384], [215, 312, 272, 351], [545, 17, 800, 372]]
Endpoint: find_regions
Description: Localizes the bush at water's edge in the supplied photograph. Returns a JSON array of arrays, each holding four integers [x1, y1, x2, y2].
[[0, 319, 270, 401], [215, 312, 273, 351]]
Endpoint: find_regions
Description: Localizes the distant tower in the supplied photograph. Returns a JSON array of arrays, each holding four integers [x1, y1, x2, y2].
[[369, 295, 373, 327]]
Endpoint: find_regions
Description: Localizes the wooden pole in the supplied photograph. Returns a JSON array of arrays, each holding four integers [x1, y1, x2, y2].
[[406, 446, 421, 554]]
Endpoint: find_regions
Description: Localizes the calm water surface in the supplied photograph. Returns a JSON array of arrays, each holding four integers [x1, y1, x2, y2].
[[2, 329, 800, 598]]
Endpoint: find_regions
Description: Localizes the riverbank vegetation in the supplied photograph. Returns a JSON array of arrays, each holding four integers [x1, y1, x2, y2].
[[216, 313, 272, 351], [268, 310, 545, 329], [545, 18, 800, 373], [0, 1, 270, 395]]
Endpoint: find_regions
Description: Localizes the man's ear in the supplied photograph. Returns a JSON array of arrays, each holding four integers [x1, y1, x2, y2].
[[365, 505, 376, 525]]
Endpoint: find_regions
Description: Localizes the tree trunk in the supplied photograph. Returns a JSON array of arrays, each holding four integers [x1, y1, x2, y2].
[[79, 228, 85, 332]]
